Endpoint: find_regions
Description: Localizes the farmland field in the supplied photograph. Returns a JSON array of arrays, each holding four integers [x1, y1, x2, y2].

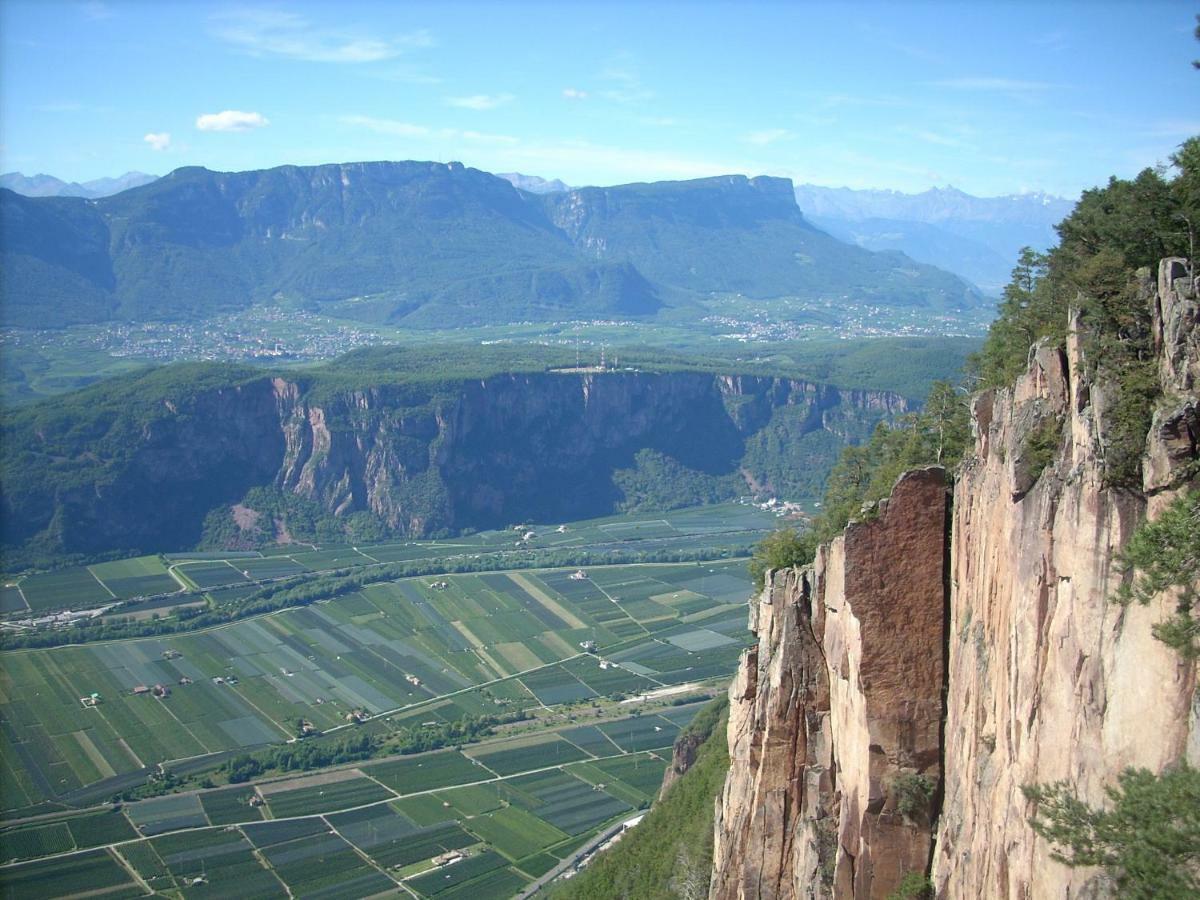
[[0, 503, 766, 897], [0, 706, 681, 898], [1, 550, 752, 813]]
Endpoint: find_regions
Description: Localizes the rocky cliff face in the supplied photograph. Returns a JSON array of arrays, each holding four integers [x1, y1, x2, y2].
[[274, 372, 906, 537], [931, 260, 1199, 898], [710, 468, 949, 900], [710, 259, 1199, 898], [3, 370, 907, 557]]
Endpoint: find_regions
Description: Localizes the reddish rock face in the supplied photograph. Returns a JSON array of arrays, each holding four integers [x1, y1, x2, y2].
[[710, 467, 948, 900]]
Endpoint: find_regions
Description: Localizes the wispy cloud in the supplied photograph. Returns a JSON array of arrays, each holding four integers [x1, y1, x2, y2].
[[743, 128, 793, 146], [35, 101, 84, 113], [1148, 119, 1200, 139], [898, 126, 975, 150], [929, 77, 1056, 93], [1030, 30, 1069, 51], [143, 132, 171, 151], [79, 1, 113, 20], [212, 9, 432, 64], [562, 88, 588, 100], [196, 110, 270, 132], [341, 114, 518, 144], [446, 93, 513, 111], [597, 52, 653, 103]]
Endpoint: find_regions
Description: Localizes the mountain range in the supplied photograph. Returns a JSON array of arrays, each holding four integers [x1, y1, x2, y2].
[[0, 170, 158, 199], [794, 184, 1075, 293], [0, 161, 981, 329]]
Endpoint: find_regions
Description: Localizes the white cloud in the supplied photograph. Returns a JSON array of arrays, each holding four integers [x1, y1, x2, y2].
[[743, 128, 793, 146], [562, 88, 588, 100], [446, 93, 514, 110], [196, 110, 270, 132], [212, 10, 432, 64], [341, 115, 518, 144], [144, 132, 171, 151]]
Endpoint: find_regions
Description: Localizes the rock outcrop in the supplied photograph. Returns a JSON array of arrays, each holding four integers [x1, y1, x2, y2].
[[710, 259, 1200, 898], [710, 468, 949, 899]]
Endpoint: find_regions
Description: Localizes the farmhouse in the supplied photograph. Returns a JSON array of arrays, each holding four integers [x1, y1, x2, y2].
[[132, 685, 150, 696], [569, 570, 588, 581], [432, 850, 465, 867]]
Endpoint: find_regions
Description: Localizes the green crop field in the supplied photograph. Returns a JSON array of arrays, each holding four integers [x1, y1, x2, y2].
[[0, 505, 754, 897], [0, 707, 693, 898], [1, 550, 751, 814], [89, 556, 180, 599], [16, 568, 112, 613]]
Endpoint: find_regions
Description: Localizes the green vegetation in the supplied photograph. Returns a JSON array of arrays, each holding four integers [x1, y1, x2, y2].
[[748, 528, 816, 592], [1114, 490, 1200, 657], [971, 138, 1200, 486], [1, 343, 908, 568], [747, 377, 968, 585], [891, 773, 936, 823], [1015, 414, 1064, 492], [548, 696, 729, 900], [1024, 764, 1200, 899], [887, 873, 935, 900]]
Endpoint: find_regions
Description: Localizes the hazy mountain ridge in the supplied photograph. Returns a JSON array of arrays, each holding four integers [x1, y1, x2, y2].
[[795, 183, 1076, 293], [0, 160, 982, 329], [0, 170, 158, 199]]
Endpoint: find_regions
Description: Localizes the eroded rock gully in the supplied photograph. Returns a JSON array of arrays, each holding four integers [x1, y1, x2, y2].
[[710, 259, 1199, 898]]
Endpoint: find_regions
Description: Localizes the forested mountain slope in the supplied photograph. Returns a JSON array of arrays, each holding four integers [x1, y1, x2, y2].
[[0, 161, 981, 328]]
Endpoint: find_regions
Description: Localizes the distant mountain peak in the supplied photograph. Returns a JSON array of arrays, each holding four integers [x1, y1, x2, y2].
[[498, 172, 571, 194], [795, 182, 1077, 294], [0, 170, 158, 199]]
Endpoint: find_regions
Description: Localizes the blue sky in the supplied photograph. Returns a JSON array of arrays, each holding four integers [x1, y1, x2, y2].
[[2, 0, 1198, 197]]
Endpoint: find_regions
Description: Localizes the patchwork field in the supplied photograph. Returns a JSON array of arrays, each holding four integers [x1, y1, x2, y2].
[[0, 703, 691, 899], [1, 555, 750, 814], [0, 504, 764, 897], [2, 502, 775, 618]]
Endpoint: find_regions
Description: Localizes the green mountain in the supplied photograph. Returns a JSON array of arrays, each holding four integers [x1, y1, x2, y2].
[[0, 161, 981, 329]]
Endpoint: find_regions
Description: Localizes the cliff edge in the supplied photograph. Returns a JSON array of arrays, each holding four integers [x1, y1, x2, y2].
[[710, 258, 1199, 898]]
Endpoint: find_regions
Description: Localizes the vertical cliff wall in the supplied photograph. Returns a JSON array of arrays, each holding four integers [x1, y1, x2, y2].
[[710, 467, 949, 899], [710, 259, 1199, 898], [3, 370, 908, 558], [931, 260, 1199, 898]]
